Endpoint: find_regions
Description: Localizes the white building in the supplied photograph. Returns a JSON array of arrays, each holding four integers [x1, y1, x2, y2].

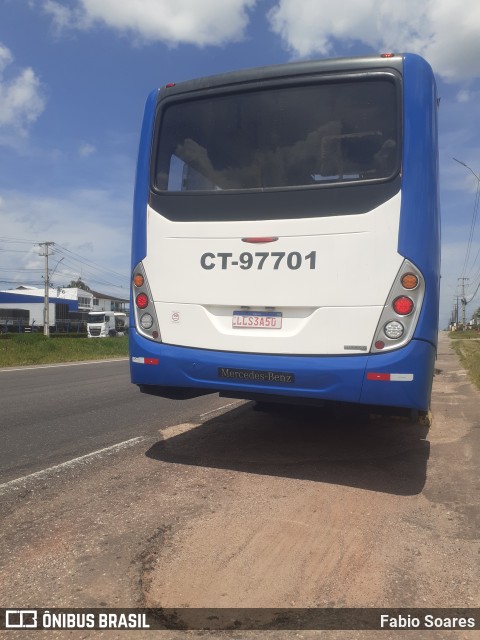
[[90, 289, 129, 312], [0, 286, 84, 328], [55, 287, 94, 311], [0, 285, 127, 329]]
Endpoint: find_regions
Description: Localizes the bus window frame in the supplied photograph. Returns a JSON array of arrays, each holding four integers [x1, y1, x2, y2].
[[150, 70, 403, 198]]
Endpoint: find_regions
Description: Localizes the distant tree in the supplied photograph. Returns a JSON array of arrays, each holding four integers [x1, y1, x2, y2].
[[66, 278, 91, 292]]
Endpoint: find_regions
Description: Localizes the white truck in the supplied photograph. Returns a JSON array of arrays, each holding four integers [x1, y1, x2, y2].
[[87, 311, 128, 338]]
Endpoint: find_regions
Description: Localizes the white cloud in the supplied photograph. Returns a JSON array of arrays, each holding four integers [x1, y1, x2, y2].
[[268, 0, 480, 81], [456, 89, 472, 103], [43, 0, 77, 29], [44, 0, 257, 47], [0, 44, 13, 72], [0, 188, 131, 292], [79, 142, 96, 157], [0, 43, 46, 138]]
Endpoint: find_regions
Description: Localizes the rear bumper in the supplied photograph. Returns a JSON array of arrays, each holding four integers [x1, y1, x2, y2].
[[130, 331, 436, 411]]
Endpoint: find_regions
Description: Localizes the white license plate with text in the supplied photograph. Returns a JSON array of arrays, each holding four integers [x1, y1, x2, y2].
[[232, 311, 282, 329]]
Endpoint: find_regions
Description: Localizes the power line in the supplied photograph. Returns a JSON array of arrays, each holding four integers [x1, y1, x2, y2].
[[453, 158, 480, 279], [0, 280, 44, 285], [0, 237, 129, 293], [462, 181, 480, 278], [52, 258, 128, 290], [0, 267, 44, 272], [0, 236, 38, 245], [53, 244, 128, 281], [467, 245, 480, 278], [0, 248, 36, 254]]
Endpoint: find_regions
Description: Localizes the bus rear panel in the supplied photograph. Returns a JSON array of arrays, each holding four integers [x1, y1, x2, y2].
[[130, 53, 440, 412]]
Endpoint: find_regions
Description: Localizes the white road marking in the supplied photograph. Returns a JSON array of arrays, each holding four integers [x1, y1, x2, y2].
[[0, 358, 128, 373], [159, 402, 246, 441], [0, 400, 243, 493], [0, 436, 146, 494], [160, 422, 201, 440], [200, 400, 245, 420]]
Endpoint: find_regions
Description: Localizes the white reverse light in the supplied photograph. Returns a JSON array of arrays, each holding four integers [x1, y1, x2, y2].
[[140, 313, 154, 330], [384, 320, 404, 340]]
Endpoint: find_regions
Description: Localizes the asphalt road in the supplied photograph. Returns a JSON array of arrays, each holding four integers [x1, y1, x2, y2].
[[0, 359, 232, 484]]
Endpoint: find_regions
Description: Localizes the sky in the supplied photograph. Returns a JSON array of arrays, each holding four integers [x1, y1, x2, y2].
[[1, 0, 480, 328]]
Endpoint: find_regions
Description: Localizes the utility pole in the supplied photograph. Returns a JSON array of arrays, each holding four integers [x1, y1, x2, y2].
[[458, 277, 469, 330], [451, 298, 457, 328], [39, 241, 54, 336]]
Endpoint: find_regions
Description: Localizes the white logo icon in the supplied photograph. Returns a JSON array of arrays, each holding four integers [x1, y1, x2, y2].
[[5, 610, 38, 629]]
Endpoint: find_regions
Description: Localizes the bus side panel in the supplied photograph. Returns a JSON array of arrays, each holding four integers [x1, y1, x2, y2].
[[130, 90, 158, 328], [399, 54, 440, 348], [361, 339, 436, 411]]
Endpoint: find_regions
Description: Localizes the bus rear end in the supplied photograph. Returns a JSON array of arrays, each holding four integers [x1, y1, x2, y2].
[[130, 53, 440, 413]]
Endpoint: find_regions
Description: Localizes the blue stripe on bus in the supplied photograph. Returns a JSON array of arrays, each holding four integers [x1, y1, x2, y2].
[[398, 53, 440, 349], [131, 89, 158, 329], [131, 89, 158, 271], [130, 331, 435, 411]]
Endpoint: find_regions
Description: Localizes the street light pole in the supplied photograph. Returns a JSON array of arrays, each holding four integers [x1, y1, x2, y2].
[[453, 157, 480, 183]]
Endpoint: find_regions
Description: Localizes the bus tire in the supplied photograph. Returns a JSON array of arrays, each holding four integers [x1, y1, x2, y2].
[[418, 410, 432, 428], [410, 409, 432, 428], [108, 330, 116, 337]]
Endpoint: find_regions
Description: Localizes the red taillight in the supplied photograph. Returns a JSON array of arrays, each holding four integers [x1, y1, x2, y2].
[[393, 296, 414, 315], [241, 237, 278, 243], [136, 293, 148, 309]]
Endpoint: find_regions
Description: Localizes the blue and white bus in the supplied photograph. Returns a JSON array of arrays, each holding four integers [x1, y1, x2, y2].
[[130, 53, 440, 418]]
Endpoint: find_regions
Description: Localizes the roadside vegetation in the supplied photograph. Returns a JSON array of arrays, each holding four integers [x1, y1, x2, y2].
[[0, 334, 128, 368], [449, 331, 480, 390]]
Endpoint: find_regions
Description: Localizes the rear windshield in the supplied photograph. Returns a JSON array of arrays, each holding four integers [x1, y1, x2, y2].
[[154, 75, 400, 192]]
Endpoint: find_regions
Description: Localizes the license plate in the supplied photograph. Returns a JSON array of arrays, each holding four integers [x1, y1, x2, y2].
[[232, 310, 282, 329]]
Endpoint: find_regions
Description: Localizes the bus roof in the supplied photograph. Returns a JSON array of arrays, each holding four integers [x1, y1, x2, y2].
[[159, 54, 408, 98]]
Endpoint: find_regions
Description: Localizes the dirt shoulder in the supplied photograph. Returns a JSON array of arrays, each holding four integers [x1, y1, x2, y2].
[[0, 332, 478, 639]]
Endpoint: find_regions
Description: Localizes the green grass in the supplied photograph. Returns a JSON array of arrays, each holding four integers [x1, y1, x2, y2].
[[0, 334, 129, 368], [448, 330, 480, 340], [449, 332, 480, 390]]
